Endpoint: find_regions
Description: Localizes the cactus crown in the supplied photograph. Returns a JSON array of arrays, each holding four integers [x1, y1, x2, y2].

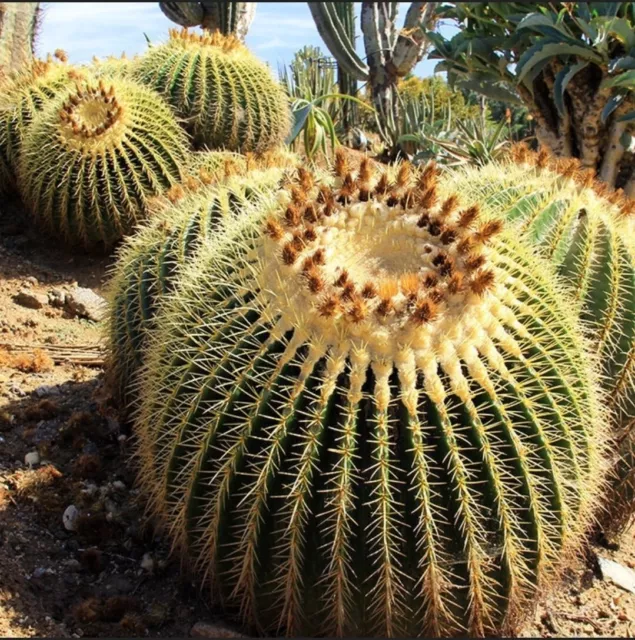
[[265, 154, 503, 340], [167, 26, 243, 53], [57, 80, 125, 143]]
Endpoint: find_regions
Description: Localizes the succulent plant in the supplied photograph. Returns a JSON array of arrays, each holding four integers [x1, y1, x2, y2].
[[132, 153, 608, 637], [106, 166, 287, 408], [0, 2, 41, 77], [0, 53, 82, 193], [439, 146, 635, 530], [18, 77, 189, 249], [132, 28, 291, 153], [87, 53, 133, 79]]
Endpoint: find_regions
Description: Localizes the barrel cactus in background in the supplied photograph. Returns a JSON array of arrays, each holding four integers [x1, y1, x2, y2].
[[105, 167, 286, 407], [132, 154, 608, 636], [0, 53, 83, 193], [18, 77, 189, 249], [132, 28, 291, 153], [87, 53, 133, 79], [439, 146, 635, 531]]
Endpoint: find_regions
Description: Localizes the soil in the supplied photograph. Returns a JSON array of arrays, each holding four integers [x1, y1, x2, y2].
[[1, 195, 635, 639]]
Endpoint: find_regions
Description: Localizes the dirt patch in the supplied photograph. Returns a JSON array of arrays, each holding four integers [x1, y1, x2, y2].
[[1, 195, 635, 638]]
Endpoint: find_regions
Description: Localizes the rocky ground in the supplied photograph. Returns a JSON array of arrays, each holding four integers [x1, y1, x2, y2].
[[1, 196, 635, 638]]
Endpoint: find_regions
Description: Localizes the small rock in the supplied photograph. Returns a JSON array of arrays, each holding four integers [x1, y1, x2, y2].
[[32, 567, 55, 579], [64, 287, 106, 322], [64, 559, 82, 572], [24, 451, 40, 467], [33, 385, 60, 398], [25, 276, 39, 287], [598, 556, 635, 593], [190, 622, 246, 638], [9, 384, 25, 398], [48, 289, 66, 309], [140, 553, 154, 573], [14, 289, 48, 310], [112, 480, 126, 492], [63, 505, 79, 531]]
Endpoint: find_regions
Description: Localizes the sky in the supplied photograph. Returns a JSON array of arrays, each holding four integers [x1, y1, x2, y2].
[[35, 2, 458, 78]]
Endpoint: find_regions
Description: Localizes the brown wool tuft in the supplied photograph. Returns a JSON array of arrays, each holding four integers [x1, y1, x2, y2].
[[464, 253, 486, 272], [440, 228, 457, 245], [303, 204, 318, 224], [447, 273, 464, 295], [291, 232, 305, 251], [334, 148, 348, 178], [422, 273, 439, 289], [418, 186, 438, 210], [304, 227, 317, 242], [296, 167, 314, 192], [334, 270, 350, 288], [305, 268, 324, 293], [374, 173, 389, 195], [458, 205, 480, 229], [318, 294, 340, 317], [284, 205, 301, 227], [440, 195, 459, 218], [361, 282, 377, 299], [470, 269, 496, 296], [341, 282, 356, 301], [347, 298, 366, 323], [399, 272, 420, 296], [281, 244, 297, 265], [264, 218, 283, 240], [417, 161, 438, 191], [411, 300, 437, 325], [312, 248, 326, 265], [376, 298, 393, 317], [475, 220, 503, 244], [396, 162, 411, 188]]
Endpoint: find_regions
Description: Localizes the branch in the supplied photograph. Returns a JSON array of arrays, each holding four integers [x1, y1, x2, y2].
[[390, 2, 439, 76]]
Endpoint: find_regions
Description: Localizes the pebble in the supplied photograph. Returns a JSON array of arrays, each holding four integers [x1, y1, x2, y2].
[[64, 287, 106, 322], [112, 480, 126, 491], [10, 384, 26, 398], [24, 451, 40, 467], [63, 505, 79, 531], [25, 276, 39, 287], [140, 552, 154, 573], [13, 289, 48, 310], [47, 289, 66, 309], [32, 567, 55, 579], [64, 559, 82, 572], [33, 385, 61, 398]]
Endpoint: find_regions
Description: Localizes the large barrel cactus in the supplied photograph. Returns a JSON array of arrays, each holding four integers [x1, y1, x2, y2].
[[439, 147, 635, 530], [106, 167, 286, 407], [132, 156, 608, 636], [0, 54, 83, 193], [18, 77, 189, 249], [132, 28, 291, 153]]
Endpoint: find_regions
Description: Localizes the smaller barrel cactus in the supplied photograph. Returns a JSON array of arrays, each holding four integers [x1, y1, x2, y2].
[[106, 167, 286, 408], [0, 52, 84, 193], [132, 154, 609, 637], [439, 146, 635, 530], [86, 53, 133, 80], [132, 28, 291, 153], [18, 77, 189, 249]]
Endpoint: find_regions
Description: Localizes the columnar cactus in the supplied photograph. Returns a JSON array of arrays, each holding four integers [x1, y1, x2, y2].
[[132, 28, 291, 153], [0, 2, 40, 77], [0, 53, 82, 192], [439, 147, 635, 529], [18, 78, 189, 249], [159, 1, 256, 41], [133, 154, 608, 636], [106, 167, 286, 407]]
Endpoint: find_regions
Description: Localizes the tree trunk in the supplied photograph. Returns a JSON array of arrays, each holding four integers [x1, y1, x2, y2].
[[0, 2, 39, 78]]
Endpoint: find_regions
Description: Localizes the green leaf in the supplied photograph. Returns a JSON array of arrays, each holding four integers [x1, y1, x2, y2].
[[617, 110, 635, 123], [554, 61, 588, 116], [610, 56, 635, 72], [287, 104, 312, 145], [456, 78, 522, 104], [607, 17, 635, 49], [516, 40, 603, 83], [601, 94, 625, 123], [601, 70, 635, 89]]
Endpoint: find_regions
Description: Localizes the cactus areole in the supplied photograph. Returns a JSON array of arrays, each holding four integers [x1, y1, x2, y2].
[[136, 153, 607, 637]]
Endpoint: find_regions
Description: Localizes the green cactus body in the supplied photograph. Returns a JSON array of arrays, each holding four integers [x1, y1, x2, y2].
[[132, 158, 608, 636], [132, 28, 291, 153], [106, 167, 286, 407], [439, 152, 635, 528], [18, 78, 189, 249], [0, 56, 82, 192], [86, 54, 133, 80]]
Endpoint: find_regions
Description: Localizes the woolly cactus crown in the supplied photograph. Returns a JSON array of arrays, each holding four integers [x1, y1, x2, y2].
[[0, 52, 83, 192], [133, 152, 609, 637], [132, 28, 291, 153], [18, 77, 189, 249]]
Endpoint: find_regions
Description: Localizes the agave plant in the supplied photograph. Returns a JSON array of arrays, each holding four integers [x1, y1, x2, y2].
[[426, 2, 635, 193]]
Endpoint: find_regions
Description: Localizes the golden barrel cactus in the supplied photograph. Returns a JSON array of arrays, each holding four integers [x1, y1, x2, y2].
[[0, 53, 82, 193], [18, 77, 189, 249], [132, 155, 609, 636], [132, 28, 291, 153], [440, 147, 635, 529]]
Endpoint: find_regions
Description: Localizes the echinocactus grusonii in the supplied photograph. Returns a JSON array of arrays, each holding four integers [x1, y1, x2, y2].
[[132, 152, 609, 637]]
